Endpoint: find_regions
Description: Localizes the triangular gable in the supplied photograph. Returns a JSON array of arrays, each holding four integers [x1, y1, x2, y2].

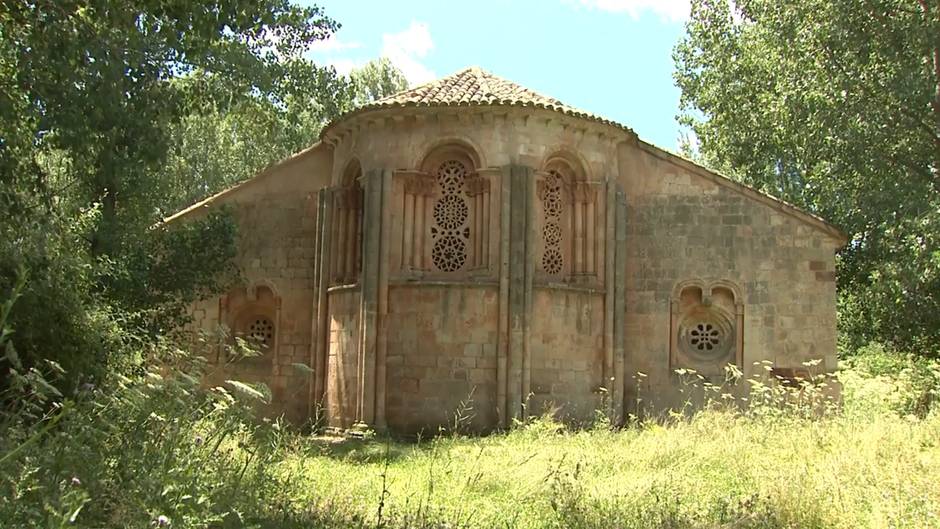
[[163, 141, 331, 224], [637, 140, 848, 246]]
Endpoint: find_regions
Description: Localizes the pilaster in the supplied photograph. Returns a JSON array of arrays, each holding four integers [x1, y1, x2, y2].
[[613, 188, 628, 422], [357, 169, 384, 426], [497, 166, 511, 427], [310, 188, 333, 417], [507, 164, 534, 422]]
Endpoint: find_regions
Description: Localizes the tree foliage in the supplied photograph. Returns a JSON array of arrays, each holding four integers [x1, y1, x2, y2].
[[0, 1, 355, 392], [157, 58, 408, 215], [1, 0, 337, 250], [349, 57, 410, 106], [674, 0, 940, 355]]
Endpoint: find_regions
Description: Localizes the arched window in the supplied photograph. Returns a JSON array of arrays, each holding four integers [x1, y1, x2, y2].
[[400, 143, 489, 275], [429, 158, 471, 272], [224, 283, 280, 364], [331, 159, 363, 285], [538, 154, 594, 281], [670, 280, 744, 375], [538, 163, 571, 277]]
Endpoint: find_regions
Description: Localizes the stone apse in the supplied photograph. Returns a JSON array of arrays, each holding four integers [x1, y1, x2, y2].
[[173, 68, 846, 433]]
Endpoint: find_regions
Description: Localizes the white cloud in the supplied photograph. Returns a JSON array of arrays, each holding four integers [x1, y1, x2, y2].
[[381, 21, 436, 85], [308, 36, 363, 54], [326, 58, 363, 76], [578, 0, 690, 21]]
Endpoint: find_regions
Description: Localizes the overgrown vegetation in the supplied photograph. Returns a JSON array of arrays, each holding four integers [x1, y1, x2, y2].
[[0, 1, 407, 399], [285, 388, 940, 528], [2, 313, 938, 528]]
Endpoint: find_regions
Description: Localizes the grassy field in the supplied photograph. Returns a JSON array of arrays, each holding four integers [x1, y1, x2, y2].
[[3, 351, 939, 528], [275, 363, 940, 529], [283, 407, 940, 528]]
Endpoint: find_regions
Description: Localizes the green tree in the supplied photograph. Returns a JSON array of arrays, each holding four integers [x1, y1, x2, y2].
[[0, 1, 343, 392], [157, 58, 408, 215], [349, 57, 409, 106], [1, 0, 337, 253], [674, 0, 940, 355]]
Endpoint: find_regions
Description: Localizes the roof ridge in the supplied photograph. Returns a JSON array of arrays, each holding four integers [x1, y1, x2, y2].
[[476, 68, 493, 98], [370, 67, 462, 105]]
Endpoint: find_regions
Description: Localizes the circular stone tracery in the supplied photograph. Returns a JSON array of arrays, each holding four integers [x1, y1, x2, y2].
[[539, 170, 565, 275], [431, 235, 467, 272], [678, 311, 734, 361], [541, 248, 563, 275], [689, 322, 721, 351], [247, 317, 274, 348], [431, 159, 470, 272], [543, 222, 562, 247], [437, 160, 466, 194], [432, 194, 469, 230]]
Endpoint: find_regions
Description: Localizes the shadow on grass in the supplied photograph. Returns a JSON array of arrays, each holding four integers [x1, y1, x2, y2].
[[298, 434, 435, 464]]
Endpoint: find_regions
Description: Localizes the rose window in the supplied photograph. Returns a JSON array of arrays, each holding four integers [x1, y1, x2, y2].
[[541, 248, 563, 275], [247, 317, 274, 348], [431, 234, 467, 272], [678, 311, 734, 362], [688, 322, 720, 351], [432, 194, 469, 230]]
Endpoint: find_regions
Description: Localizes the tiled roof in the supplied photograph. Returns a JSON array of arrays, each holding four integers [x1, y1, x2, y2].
[[321, 66, 632, 136]]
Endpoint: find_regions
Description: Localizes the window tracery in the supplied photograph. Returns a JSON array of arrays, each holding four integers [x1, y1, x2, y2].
[[537, 155, 599, 282], [539, 170, 565, 276], [678, 310, 734, 360], [400, 143, 489, 276], [430, 160, 471, 272], [331, 160, 363, 284], [247, 317, 275, 348], [670, 281, 744, 375], [219, 283, 280, 365], [689, 322, 720, 351]]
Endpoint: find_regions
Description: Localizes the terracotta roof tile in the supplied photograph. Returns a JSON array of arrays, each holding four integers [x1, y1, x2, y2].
[[321, 66, 631, 136]]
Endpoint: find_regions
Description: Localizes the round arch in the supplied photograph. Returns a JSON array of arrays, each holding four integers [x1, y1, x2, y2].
[[540, 146, 590, 181], [415, 137, 484, 172], [341, 157, 363, 186]]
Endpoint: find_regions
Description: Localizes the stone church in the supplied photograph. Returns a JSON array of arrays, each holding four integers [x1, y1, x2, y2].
[[169, 67, 846, 433]]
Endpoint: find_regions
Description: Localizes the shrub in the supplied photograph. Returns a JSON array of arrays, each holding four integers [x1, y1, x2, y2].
[[842, 342, 940, 418], [0, 324, 311, 528]]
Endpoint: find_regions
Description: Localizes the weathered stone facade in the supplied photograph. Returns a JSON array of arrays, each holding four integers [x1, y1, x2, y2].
[[172, 68, 845, 433]]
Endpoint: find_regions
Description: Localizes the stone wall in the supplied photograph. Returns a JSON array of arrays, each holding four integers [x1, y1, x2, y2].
[[529, 288, 605, 422], [385, 284, 499, 433], [182, 146, 331, 422], [178, 104, 843, 431], [325, 288, 360, 428], [328, 107, 619, 189], [618, 142, 842, 412]]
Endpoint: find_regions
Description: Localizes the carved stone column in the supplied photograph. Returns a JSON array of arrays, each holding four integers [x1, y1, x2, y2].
[[465, 174, 492, 270], [400, 172, 435, 273], [310, 188, 333, 416], [612, 188, 627, 422], [572, 182, 599, 280], [329, 186, 363, 284], [602, 181, 627, 422]]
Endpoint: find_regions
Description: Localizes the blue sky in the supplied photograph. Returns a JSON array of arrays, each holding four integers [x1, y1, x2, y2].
[[299, 0, 691, 151]]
